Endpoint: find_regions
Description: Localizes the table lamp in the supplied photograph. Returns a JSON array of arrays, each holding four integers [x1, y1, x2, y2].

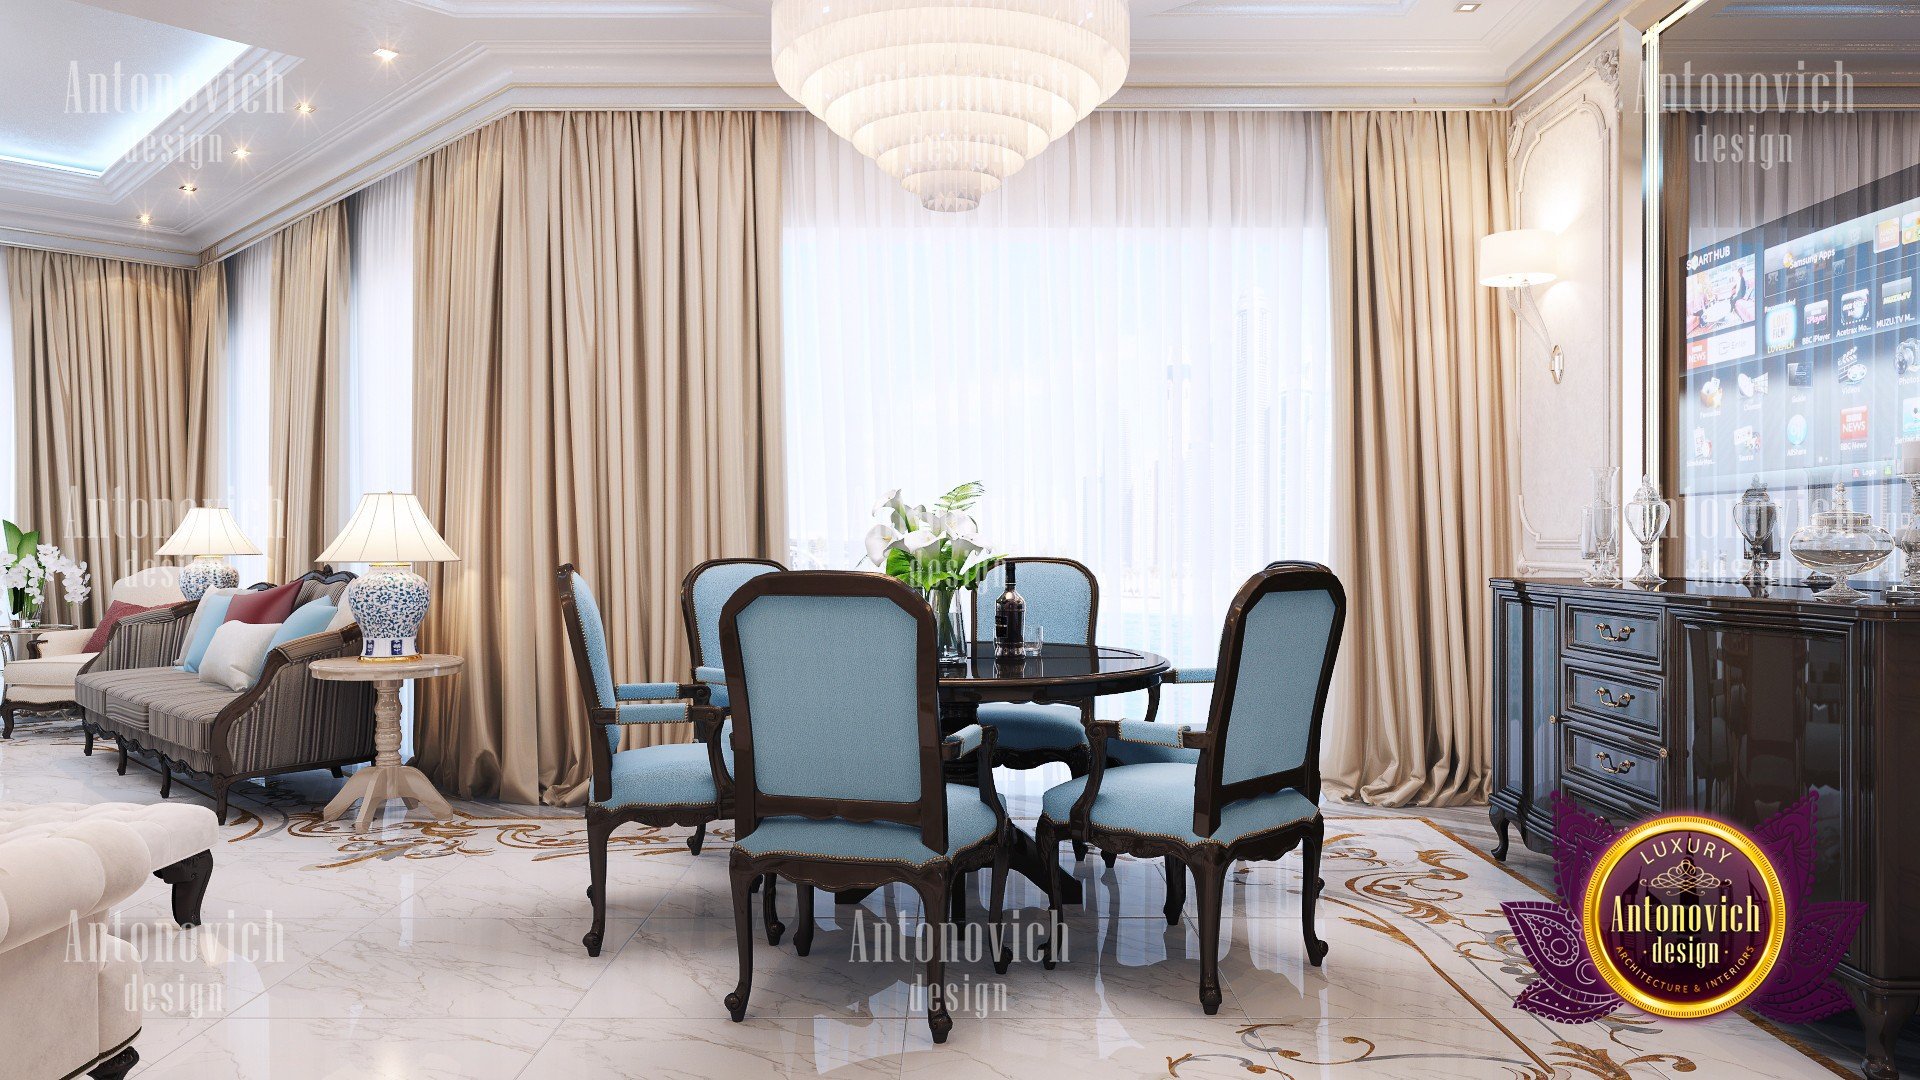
[[155, 507, 262, 600], [317, 493, 460, 662]]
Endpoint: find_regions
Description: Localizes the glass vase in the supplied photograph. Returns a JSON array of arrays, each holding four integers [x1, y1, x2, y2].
[[923, 587, 970, 664]]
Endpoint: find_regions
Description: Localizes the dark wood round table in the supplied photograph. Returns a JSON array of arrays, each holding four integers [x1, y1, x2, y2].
[[834, 641, 1169, 907]]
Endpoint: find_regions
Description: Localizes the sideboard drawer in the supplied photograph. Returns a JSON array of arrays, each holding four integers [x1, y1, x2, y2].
[[1564, 601, 1662, 666], [1562, 725, 1663, 809], [1562, 664, 1664, 740]]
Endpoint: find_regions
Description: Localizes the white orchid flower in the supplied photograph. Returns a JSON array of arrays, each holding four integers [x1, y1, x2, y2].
[[863, 522, 903, 566]]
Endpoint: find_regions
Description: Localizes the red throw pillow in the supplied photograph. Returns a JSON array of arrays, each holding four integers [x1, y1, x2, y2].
[[224, 580, 303, 625], [84, 600, 156, 653]]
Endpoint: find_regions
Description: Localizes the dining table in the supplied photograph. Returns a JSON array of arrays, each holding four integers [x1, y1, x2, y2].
[[835, 639, 1170, 908]]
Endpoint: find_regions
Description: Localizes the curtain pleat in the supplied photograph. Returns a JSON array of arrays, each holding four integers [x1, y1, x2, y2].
[[7, 248, 207, 622], [412, 111, 785, 806], [268, 204, 350, 581], [1321, 111, 1514, 807]]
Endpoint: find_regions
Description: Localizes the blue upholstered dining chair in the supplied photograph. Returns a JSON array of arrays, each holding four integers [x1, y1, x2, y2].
[[969, 558, 1099, 772], [719, 571, 1011, 1044], [556, 563, 732, 958], [1035, 562, 1346, 1015]]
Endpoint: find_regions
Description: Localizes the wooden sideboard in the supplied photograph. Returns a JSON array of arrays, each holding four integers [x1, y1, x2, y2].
[[1489, 576, 1919, 1080]]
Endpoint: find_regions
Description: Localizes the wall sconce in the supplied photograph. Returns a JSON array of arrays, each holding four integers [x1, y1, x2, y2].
[[1478, 228, 1565, 384]]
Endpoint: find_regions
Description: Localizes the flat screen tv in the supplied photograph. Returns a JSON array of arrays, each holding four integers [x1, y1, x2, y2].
[[1675, 160, 1920, 580]]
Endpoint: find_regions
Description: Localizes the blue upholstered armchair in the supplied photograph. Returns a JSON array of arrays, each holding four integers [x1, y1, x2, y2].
[[1036, 562, 1346, 1015], [680, 558, 785, 711], [719, 571, 1011, 1044], [556, 564, 733, 958], [968, 558, 1099, 772]]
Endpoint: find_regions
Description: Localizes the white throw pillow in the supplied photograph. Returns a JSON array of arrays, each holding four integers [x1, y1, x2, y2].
[[197, 621, 282, 692], [325, 594, 357, 633], [173, 587, 243, 665]]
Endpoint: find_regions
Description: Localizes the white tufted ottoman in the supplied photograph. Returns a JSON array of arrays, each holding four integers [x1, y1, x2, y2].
[[0, 802, 219, 927]]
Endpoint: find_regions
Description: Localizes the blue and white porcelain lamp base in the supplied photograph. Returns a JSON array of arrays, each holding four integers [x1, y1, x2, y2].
[[179, 555, 240, 601], [348, 563, 432, 662]]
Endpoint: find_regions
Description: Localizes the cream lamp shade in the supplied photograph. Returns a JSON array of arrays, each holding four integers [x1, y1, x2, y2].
[[155, 508, 261, 557], [1477, 229, 1560, 288], [318, 493, 460, 565]]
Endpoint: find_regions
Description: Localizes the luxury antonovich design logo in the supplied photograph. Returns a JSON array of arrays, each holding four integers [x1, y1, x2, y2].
[[1502, 792, 1864, 1024]]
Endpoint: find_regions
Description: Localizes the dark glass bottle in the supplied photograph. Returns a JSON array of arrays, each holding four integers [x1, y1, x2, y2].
[[994, 562, 1025, 657]]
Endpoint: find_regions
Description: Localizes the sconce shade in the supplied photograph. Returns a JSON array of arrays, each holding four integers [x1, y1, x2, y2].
[[317, 493, 460, 564], [1478, 229, 1559, 288], [155, 507, 261, 557]]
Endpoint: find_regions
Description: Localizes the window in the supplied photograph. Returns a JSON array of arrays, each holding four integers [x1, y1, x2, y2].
[[224, 241, 274, 585], [781, 112, 1332, 723]]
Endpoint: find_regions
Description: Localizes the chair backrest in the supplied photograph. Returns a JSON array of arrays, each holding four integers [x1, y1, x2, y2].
[[555, 564, 618, 714], [681, 558, 785, 671], [971, 557, 1097, 646], [1192, 562, 1345, 837], [113, 565, 184, 607], [720, 571, 946, 853]]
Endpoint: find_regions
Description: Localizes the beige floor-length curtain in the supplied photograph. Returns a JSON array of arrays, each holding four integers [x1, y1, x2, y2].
[[412, 111, 786, 805], [8, 248, 209, 623], [268, 204, 350, 580], [1321, 111, 1514, 807], [186, 262, 226, 500]]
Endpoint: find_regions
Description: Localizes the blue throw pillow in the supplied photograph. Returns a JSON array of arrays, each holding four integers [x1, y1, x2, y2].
[[180, 593, 236, 673], [260, 599, 339, 676]]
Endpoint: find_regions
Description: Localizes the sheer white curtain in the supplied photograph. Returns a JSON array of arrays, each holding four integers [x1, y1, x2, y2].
[[224, 242, 274, 584], [345, 167, 415, 511], [783, 111, 1332, 723]]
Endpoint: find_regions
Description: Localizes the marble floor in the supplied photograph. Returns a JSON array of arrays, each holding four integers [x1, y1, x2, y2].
[[0, 711, 1906, 1080]]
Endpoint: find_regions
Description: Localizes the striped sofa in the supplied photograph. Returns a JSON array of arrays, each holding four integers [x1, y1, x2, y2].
[[74, 570, 376, 824]]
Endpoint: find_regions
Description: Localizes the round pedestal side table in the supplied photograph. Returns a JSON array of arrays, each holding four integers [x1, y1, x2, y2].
[[311, 654, 462, 833]]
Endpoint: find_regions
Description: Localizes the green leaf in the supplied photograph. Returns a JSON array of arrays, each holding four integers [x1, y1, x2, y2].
[[936, 481, 985, 513], [21, 529, 39, 555], [3, 520, 20, 556]]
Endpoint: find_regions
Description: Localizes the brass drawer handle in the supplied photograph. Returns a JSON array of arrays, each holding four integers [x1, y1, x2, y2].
[[1594, 687, 1635, 709], [1594, 751, 1636, 774], [1595, 622, 1635, 642]]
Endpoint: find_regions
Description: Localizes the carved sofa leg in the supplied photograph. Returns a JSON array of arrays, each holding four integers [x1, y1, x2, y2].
[[87, 1045, 139, 1079], [153, 850, 215, 928]]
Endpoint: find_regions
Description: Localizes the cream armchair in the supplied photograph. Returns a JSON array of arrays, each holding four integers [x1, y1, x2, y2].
[[2, 567, 184, 738], [0, 818, 148, 1079]]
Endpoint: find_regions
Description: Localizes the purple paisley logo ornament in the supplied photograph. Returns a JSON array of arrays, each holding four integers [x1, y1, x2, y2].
[[1501, 791, 1864, 1024]]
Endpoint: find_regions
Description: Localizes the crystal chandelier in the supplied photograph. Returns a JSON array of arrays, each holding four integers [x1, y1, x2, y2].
[[772, 0, 1130, 212]]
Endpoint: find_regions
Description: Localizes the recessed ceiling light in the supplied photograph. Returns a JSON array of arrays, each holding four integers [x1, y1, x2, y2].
[[373, 48, 399, 63], [295, 101, 315, 115], [137, 212, 151, 225], [178, 182, 197, 194], [231, 147, 251, 160], [1455, 2, 1481, 10]]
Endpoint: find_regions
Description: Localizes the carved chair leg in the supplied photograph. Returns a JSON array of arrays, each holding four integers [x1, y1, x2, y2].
[[582, 812, 614, 957], [153, 850, 214, 928], [1850, 988, 1919, 1080], [688, 822, 706, 857], [762, 874, 784, 946], [116, 740, 128, 775], [1067, 753, 1090, 862], [1037, 818, 1063, 970], [990, 826, 1012, 974], [1192, 847, 1227, 1015], [725, 857, 757, 1022], [86, 1045, 139, 1080], [794, 884, 816, 956], [1163, 856, 1187, 925], [83, 722, 94, 755], [915, 873, 954, 1044], [949, 873, 968, 923], [1101, 850, 1117, 870], [213, 781, 231, 827], [1300, 822, 1329, 965]]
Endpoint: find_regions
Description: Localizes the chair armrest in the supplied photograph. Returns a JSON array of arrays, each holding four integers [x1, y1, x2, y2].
[[1165, 667, 1214, 684], [618, 681, 711, 704], [214, 627, 372, 776], [941, 723, 985, 760], [611, 702, 690, 724], [87, 600, 199, 673], [1093, 718, 1199, 748], [31, 627, 95, 657], [694, 665, 726, 685]]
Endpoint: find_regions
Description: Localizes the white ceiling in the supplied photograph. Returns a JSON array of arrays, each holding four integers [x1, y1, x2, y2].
[[0, 0, 1633, 265]]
